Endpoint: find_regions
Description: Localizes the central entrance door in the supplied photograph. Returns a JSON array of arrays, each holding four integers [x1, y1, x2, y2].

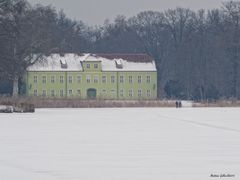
[[87, 88, 97, 99]]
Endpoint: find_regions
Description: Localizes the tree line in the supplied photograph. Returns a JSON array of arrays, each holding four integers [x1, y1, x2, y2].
[[0, 0, 240, 100]]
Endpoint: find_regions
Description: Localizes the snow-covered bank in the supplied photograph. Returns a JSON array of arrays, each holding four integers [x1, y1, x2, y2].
[[0, 108, 239, 180]]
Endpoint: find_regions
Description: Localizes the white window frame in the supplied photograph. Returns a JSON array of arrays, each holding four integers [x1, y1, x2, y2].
[[86, 75, 91, 83], [42, 76, 47, 84], [120, 89, 124, 97], [128, 89, 133, 97], [138, 89, 142, 97], [120, 75, 124, 83], [102, 76, 106, 83], [94, 64, 98, 69], [77, 76, 81, 83], [51, 76, 55, 83], [60, 89, 64, 97], [60, 76, 64, 84], [138, 76, 142, 84], [111, 76, 115, 83], [129, 76, 133, 84], [147, 90, 151, 97], [68, 76, 73, 84], [86, 64, 90, 69], [51, 90, 55, 97], [94, 75, 99, 83], [33, 76, 38, 83], [68, 89, 73, 96], [147, 75, 151, 83], [42, 90, 47, 97], [33, 89, 38, 96]]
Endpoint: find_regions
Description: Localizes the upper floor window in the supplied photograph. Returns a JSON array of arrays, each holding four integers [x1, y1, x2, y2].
[[120, 76, 124, 83], [86, 64, 90, 69], [33, 76, 37, 83], [86, 75, 91, 83], [102, 76, 106, 83], [68, 76, 73, 83], [94, 64, 98, 69], [94, 76, 99, 83], [111, 76, 115, 83], [51, 76, 55, 83], [77, 76, 81, 83], [42, 76, 46, 84], [60, 76, 64, 84], [129, 76, 133, 84], [147, 76, 151, 83], [138, 76, 142, 84]]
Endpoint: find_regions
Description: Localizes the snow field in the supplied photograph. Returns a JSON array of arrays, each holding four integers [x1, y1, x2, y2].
[[0, 108, 240, 180]]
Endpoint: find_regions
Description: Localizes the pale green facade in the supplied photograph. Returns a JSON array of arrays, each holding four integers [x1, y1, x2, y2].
[[26, 60, 157, 100]]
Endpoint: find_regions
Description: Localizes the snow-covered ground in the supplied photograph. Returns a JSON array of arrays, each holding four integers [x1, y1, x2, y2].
[[0, 108, 240, 180]]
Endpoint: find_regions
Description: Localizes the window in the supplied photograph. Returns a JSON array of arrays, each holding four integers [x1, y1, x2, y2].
[[86, 75, 91, 83], [68, 76, 73, 83], [120, 76, 124, 83], [94, 76, 98, 83], [33, 76, 38, 83], [77, 89, 81, 96], [94, 64, 98, 69], [60, 90, 64, 97], [138, 76, 142, 84], [33, 89, 38, 96], [147, 76, 151, 83], [68, 89, 73, 96], [77, 76, 81, 83], [129, 76, 133, 84], [42, 76, 46, 84], [102, 76, 106, 83], [42, 90, 46, 97], [128, 89, 133, 97], [111, 76, 115, 83], [51, 76, 55, 83], [51, 90, 55, 97], [86, 64, 90, 69], [147, 90, 151, 97], [120, 89, 124, 97], [60, 76, 64, 84], [102, 89, 106, 93], [111, 89, 115, 95], [138, 89, 142, 97]]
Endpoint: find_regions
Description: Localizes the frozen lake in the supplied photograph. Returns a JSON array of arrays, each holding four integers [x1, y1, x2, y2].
[[0, 108, 240, 180]]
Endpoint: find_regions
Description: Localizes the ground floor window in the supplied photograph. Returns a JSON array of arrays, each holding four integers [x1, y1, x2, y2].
[[34, 89, 38, 96], [69, 90, 73, 96], [147, 90, 151, 97], [51, 90, 55, 97], [77, 89, 81, 96], [42, 90, 47, 97], [120, 89, 124, 97], [128, 89, 133, 97], [60, 90, 64, 97], [138, 89, 142, 97]]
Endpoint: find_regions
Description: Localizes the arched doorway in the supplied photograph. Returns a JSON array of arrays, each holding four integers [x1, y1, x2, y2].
[[87, 88, 97, 99]]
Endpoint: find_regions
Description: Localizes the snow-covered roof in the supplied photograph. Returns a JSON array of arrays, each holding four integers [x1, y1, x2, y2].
[[27, 53, 157, 72]]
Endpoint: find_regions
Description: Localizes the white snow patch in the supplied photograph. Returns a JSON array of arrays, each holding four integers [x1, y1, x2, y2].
[[0, 108, 239, 180]]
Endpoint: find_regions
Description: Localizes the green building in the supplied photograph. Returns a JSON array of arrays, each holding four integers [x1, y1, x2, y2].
[[26, 54, 157, 100]]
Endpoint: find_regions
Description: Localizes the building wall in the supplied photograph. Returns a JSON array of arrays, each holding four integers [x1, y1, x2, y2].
[[27, 70, 157, 100]]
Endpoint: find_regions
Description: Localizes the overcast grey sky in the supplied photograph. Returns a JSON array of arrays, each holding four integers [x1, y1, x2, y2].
[[28, 0, 223, 25]]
